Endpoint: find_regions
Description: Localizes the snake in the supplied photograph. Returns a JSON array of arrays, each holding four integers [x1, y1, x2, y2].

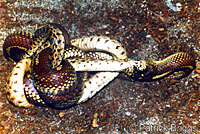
[[3, 23, 196, 109]]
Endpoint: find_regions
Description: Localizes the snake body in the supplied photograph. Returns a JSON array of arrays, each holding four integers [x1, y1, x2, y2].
[[3, 24, 196, 109]]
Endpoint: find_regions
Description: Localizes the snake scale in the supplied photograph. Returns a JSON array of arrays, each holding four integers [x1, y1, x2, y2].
[[3, 23, 196, 109]]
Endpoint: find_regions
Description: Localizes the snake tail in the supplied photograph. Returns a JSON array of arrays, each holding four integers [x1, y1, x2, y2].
[[123, 52, 196, 82], [6, 59, 34, 108]]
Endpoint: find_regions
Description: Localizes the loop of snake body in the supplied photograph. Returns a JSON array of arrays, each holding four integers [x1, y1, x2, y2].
[[3, 23, 196, 109]]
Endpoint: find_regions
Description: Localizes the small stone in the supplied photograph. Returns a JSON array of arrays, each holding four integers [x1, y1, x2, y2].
[[92, 113, 98, 127], [58, 112, 65, 117]]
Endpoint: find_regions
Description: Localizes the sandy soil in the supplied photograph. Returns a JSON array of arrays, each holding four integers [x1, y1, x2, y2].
[[0, 0, 199, 133]]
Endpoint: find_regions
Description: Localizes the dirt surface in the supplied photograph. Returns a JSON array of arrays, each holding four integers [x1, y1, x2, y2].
[[0, 0, 200, 134]]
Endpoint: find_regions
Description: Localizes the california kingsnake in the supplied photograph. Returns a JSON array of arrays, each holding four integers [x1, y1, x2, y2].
[[3, 23, 196, 109]]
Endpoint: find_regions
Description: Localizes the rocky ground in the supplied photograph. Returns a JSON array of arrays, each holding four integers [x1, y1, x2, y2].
[[0, 0, 199, 133]]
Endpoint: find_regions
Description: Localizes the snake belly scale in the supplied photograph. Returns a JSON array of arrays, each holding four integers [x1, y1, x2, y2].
[[3, 23, 196, 109]]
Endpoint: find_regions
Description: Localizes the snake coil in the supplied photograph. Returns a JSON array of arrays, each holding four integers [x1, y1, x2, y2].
[[3, 23, 196, 109]]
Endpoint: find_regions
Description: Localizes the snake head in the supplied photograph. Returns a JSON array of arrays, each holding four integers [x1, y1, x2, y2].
[[48, 23, 71, 46], [148, 52, 196, 81], [123, 52, 196, 82]]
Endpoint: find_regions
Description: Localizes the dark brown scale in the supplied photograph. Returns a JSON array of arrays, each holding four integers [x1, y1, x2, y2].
[[57, 40, 61, 44], [97, 38, 101, 42], [17, 100, 22, 103], [7, 91, 11, 96], [90, 37, 94, 41], [32, 48, 84, 108], [121, 51, 126, 55], [3, 32, 32, 62], [14, 73, 18, 75], [116, 46, 120, 49]]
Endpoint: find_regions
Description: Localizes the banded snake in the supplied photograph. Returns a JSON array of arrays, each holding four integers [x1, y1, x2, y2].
[[3, 23, 196, 109]]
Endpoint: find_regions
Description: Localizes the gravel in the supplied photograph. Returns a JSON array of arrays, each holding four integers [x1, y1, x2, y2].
[[0, 0, 199, 133]]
